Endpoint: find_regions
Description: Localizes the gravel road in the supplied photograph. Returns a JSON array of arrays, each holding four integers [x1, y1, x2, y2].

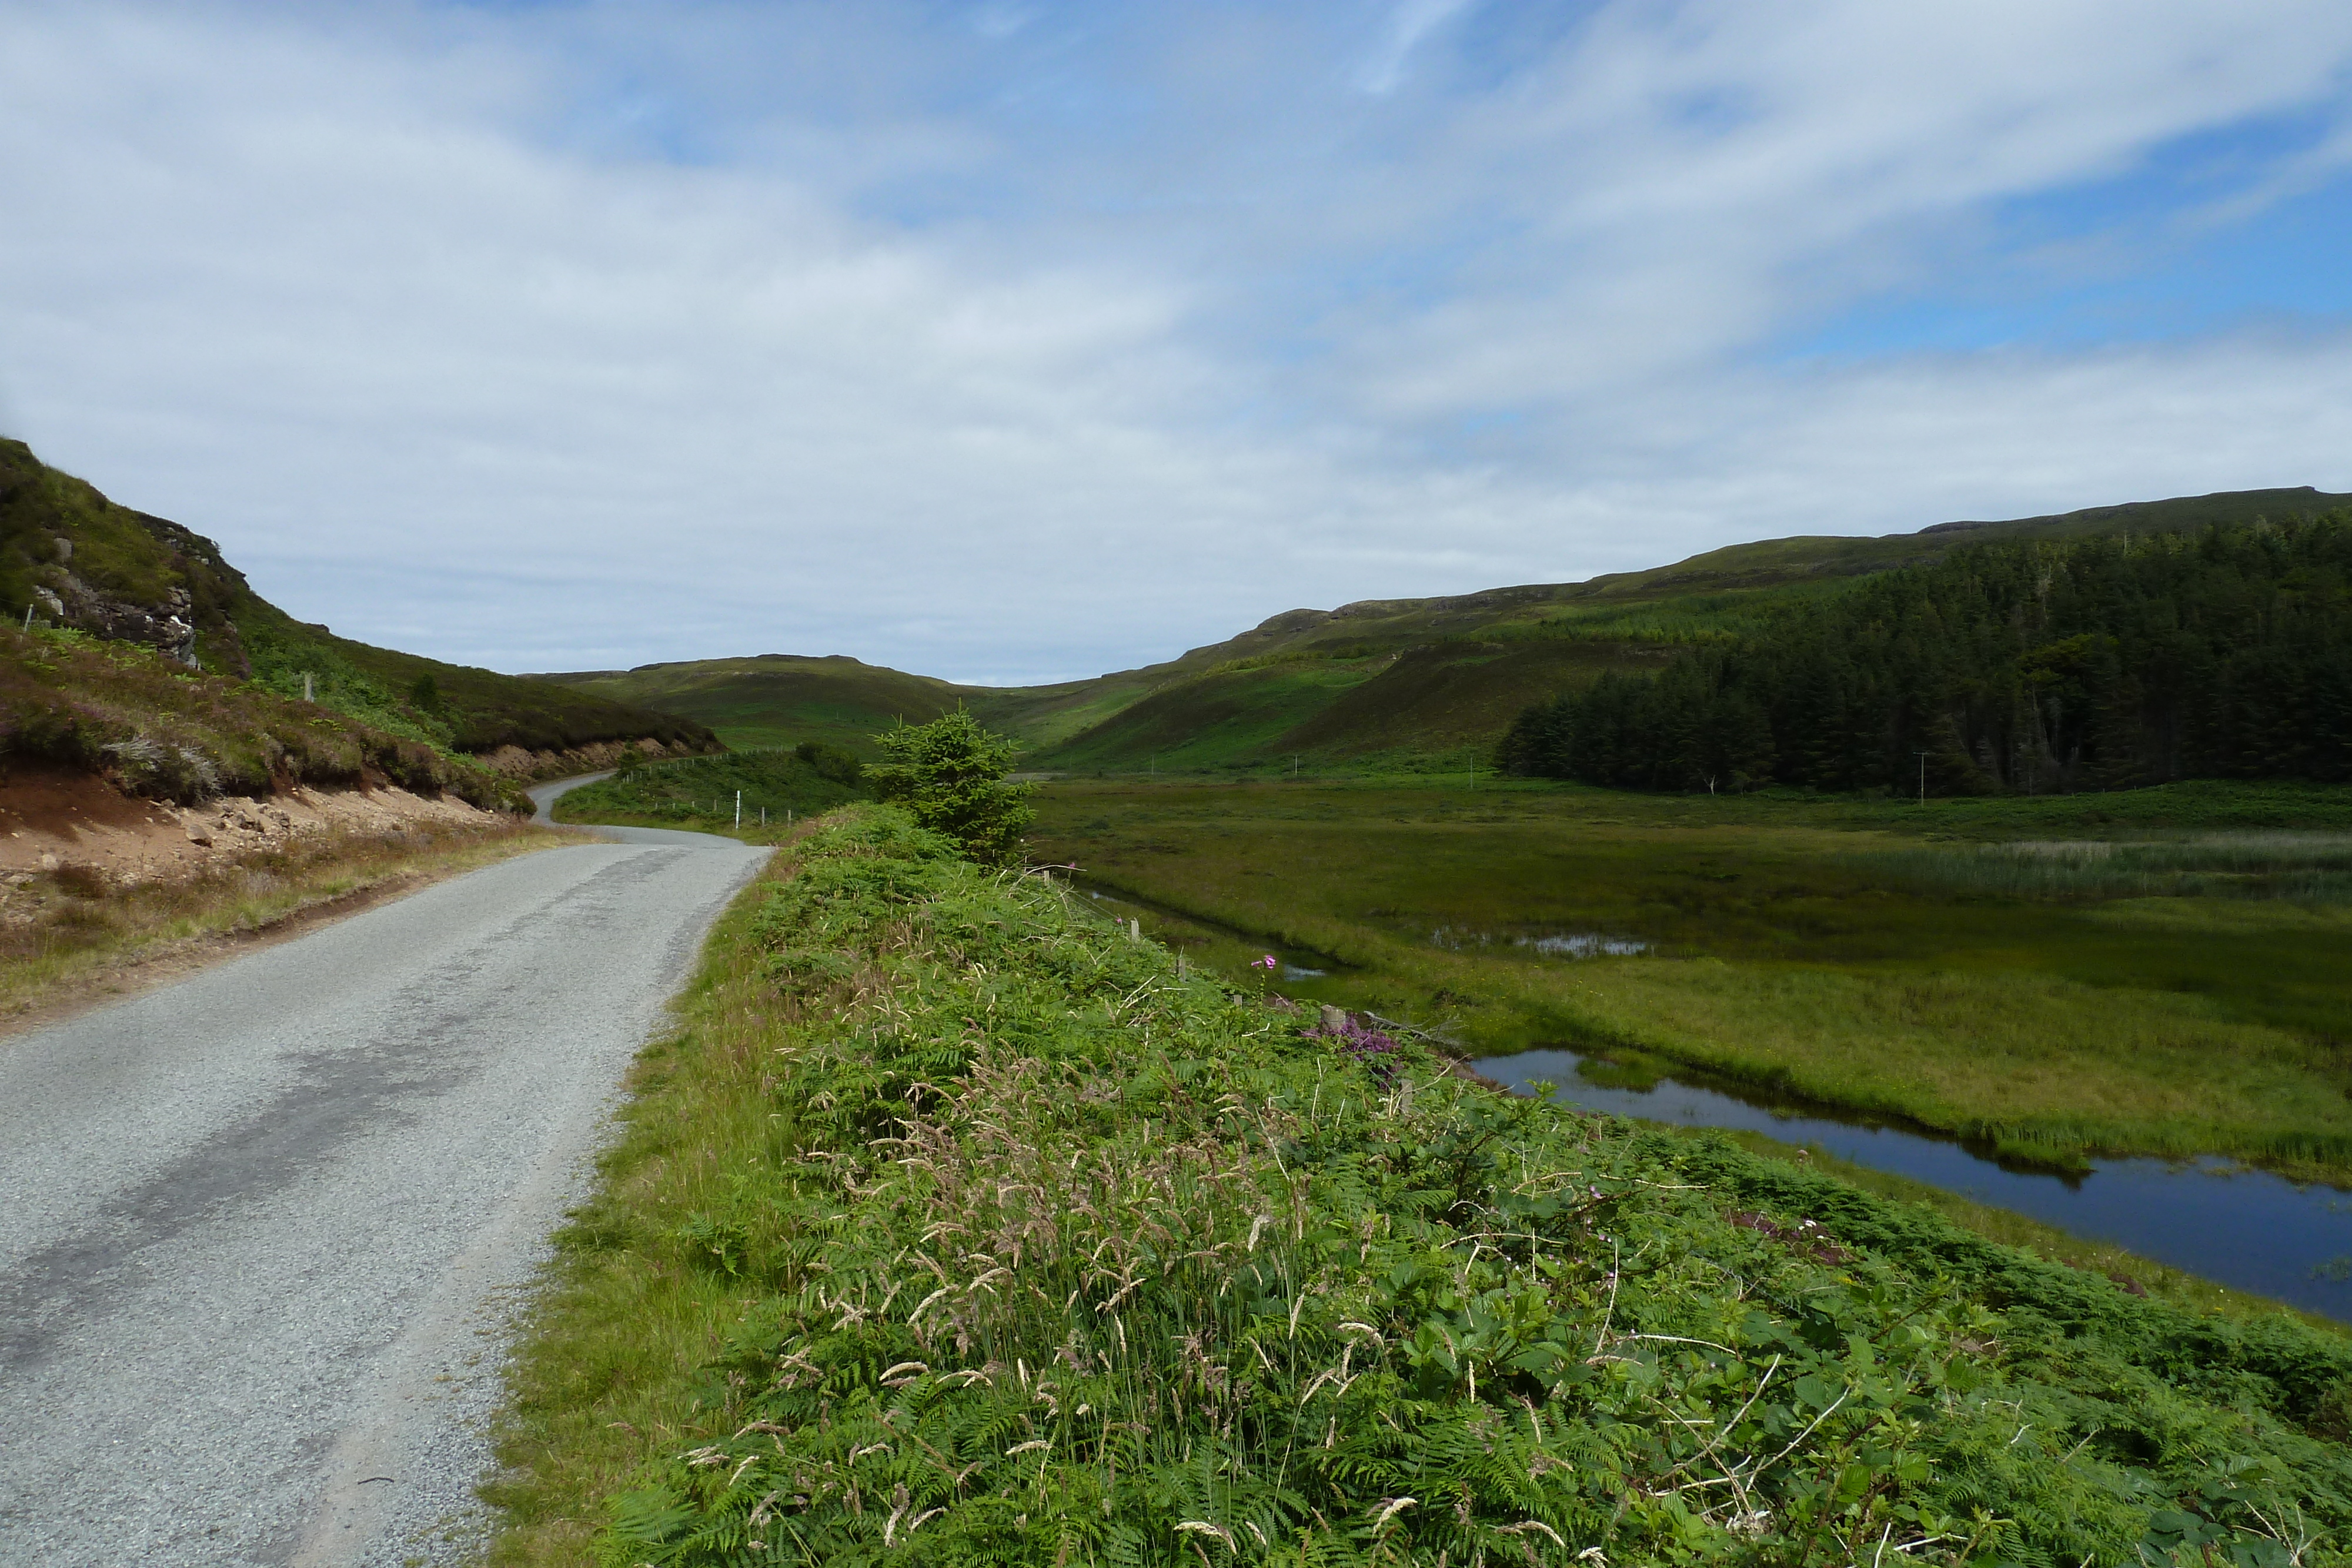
[[0, 780, 766, 1566]]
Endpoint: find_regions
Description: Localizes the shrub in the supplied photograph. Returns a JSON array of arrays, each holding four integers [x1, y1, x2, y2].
[[866, 709, 1031, 866], [793, 738, 864, 787]]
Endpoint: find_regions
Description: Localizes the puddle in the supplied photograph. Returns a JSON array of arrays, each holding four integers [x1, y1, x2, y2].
[[1073, 880, 1349, 982], [1477, 1045, 2352, 1323], [1523, 933, 1649, 957], [1428, 924, 1650, 958]]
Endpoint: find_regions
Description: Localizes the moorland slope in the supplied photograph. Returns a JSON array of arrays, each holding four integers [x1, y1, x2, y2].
[[1503, 514, 2352, 795], [554, 483, 2351, 773], [0, 437, 719, 777]]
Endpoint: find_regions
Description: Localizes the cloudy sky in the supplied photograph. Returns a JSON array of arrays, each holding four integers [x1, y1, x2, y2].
[[4, 1, 2351, 683]]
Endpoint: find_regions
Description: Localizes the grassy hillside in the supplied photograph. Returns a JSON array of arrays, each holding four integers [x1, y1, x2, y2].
[[1503, 516, 2352, 797], [549, 747, 869, 832], [489, 805, 2352, 1568], [537, 654, 981, 756], [237, 599, 716, 757], [1026, 643, 1650, 774], [546, 484, 2352, 778], [0, 437, 717, 768], [1101, 484, 2352, 678], [0, 621, 519, 807]]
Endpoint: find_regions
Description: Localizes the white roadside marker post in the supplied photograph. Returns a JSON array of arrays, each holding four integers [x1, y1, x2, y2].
[[735, 790, 742, 828]]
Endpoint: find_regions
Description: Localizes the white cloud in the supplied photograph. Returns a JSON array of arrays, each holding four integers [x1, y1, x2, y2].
[[0, 1, 2348, 684], [1357, 0, 1479, 95]]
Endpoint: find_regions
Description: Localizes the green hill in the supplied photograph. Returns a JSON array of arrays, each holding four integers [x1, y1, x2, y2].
[[534, 654, 986, 757], [552, 484, 2352, 774], [1502, 513, 2352, 794], [0, 437, 717, 774]]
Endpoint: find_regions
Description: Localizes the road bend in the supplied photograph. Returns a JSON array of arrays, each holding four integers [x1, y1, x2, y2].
[[0, 777, 766, 1566]]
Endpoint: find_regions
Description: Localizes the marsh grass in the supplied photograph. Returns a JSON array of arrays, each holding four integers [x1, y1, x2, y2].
[[0, 820, 545, 1017], [1030, 779, 2352, 1176], [1857, 834, 2352, 902], [490, 805, 2352, 1568]]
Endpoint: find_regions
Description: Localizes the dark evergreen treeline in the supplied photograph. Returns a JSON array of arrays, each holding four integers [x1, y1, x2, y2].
[[1498, 516, 2352, 794]]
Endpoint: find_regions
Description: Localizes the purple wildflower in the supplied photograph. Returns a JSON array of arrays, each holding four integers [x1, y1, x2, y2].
[[1305, 1014, 1402, 1080]]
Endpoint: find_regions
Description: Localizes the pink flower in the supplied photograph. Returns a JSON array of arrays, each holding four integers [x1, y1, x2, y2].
[[1257, 955, 1278, 969]]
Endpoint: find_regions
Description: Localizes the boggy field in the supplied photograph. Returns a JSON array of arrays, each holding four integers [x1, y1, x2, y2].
[[1027, 777, 2352, 1178]]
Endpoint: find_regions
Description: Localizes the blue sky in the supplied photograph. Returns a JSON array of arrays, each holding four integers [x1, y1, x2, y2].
[[3, 1, 2351, 681]]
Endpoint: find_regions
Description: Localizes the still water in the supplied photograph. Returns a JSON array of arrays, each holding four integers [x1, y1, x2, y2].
[[1061, 877, 2352, 1320], [1476, 1047, 2352, 1323], [1074, 881, 1344, 981]]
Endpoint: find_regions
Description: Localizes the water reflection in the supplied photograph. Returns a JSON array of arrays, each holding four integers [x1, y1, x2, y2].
[[1429, 925, 1649, 958], [1075, 882, 1347, 981], [1476, 1046, 2352, 1323]]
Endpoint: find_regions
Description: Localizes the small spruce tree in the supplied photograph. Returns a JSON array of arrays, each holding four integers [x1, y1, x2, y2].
[[866, 709, 1031, 865]]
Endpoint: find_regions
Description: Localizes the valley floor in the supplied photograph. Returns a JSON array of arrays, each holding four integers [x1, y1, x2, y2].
[[1026, 776, 2352, 1181]]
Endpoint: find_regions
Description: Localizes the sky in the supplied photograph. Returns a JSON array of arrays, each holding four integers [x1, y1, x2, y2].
[[4, 1, 2351, 684]]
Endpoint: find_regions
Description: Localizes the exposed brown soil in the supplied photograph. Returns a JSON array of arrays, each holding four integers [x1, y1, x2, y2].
[[0, 760, 505, 887], [472, 737, 710, 782], [0, 763, 551, 1036]]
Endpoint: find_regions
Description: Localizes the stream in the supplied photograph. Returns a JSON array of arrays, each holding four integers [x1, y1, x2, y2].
[[1068, 877, 2352, 1322], [1475, 1047, 2352, 1323]]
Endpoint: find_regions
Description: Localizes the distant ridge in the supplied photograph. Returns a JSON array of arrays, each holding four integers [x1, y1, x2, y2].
[[550, 483, 2352, 771], [1918, 486, 2351, 538]]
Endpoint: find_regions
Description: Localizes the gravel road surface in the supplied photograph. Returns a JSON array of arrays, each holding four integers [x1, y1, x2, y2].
[[0, 780, 766, 1565]]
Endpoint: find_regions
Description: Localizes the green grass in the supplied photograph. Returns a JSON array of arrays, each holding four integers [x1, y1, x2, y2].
[[484, 857, 805, 1566], [1037, 641, 1661, 774], [1853, 834, 2352, 902], [552, 748, 870, 833], [489, 804, 2352, 1568], [537, 655, 981, 757], [1028, 777, 2352, 1176], [1035, 658, 1389, 771]]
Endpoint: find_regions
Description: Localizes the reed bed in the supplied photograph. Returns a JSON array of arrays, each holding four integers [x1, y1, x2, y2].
[[499, 806, 2352, 1567], [1030, 782, 2352, 1177], [1857, 834, 2352, 902]]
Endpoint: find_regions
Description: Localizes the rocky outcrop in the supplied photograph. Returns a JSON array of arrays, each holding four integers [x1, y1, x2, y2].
[[12, 506, 254, 676], [45, 571, 200, 666]]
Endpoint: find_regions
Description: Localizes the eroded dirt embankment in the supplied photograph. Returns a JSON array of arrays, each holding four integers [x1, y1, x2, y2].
[[470, 736, 713, 783], [0, 764, 509, 888]]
